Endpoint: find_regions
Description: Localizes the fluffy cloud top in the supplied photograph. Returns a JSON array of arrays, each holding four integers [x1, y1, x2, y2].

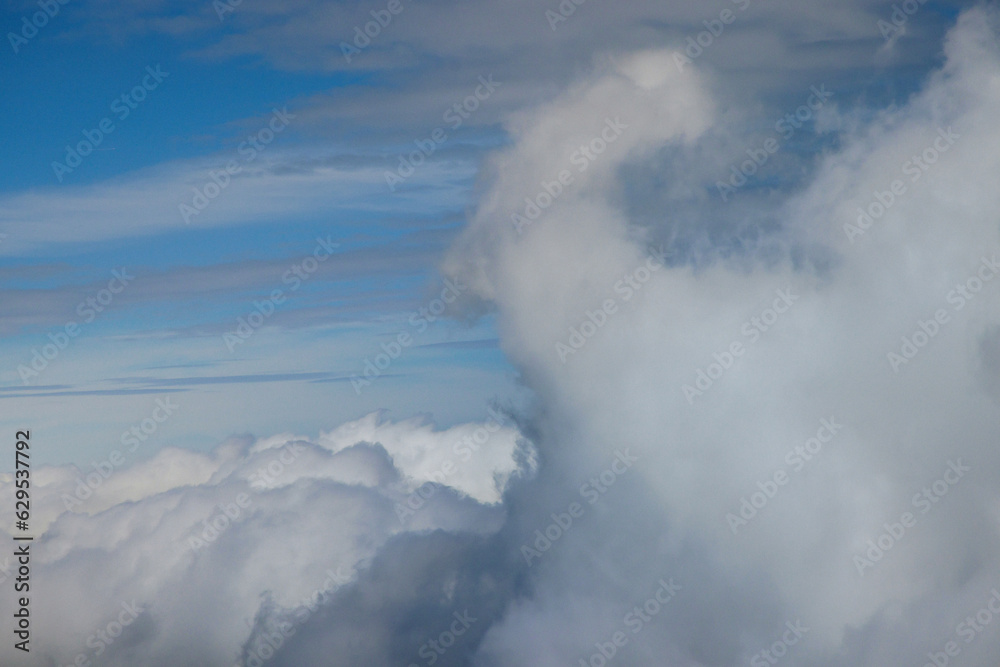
[[0, 411, 530, 666]]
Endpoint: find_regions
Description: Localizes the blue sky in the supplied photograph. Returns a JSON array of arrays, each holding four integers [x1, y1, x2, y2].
[[0, 2, 526, 466], [0, 0, 968, 467]]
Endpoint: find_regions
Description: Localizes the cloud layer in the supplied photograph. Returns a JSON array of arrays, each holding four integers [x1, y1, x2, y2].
[[0, 411, 531, 666]]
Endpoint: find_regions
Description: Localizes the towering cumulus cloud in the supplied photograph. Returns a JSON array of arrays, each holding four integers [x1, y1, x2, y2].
[[4, 6, 1000, 666], [440, 7, 1000, 667]]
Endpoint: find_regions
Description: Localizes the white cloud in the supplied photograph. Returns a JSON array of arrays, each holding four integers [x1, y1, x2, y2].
[[0, 411, 530, 666], [439, 9, 1000, 664]]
